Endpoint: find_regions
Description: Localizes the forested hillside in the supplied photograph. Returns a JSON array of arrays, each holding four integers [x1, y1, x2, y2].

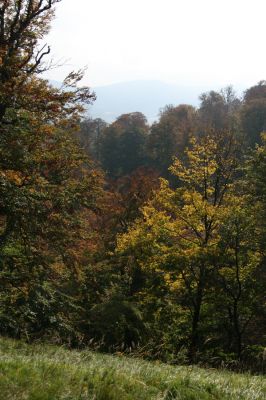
[[0, 0, 265, 376]]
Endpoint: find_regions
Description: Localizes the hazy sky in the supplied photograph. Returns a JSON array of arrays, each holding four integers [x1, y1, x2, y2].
[[44, 0, 266, 89]]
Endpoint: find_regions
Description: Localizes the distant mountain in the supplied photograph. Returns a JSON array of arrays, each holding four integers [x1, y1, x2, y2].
[[49, 80, 245, 124], [88, 80, 209, 123]]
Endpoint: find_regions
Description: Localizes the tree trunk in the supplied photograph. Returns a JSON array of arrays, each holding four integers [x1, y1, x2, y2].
[[189, 267, 205, 363], [233, 301, 242, 359], [189, 296, 202, 363]]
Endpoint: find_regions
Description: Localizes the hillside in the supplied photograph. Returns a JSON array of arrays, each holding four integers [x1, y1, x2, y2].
[[0, 337, 265, 400]]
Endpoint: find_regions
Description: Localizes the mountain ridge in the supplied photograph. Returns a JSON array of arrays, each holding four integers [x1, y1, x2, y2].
[[89, 80, 206, 123], [50, 79, 245, 124]]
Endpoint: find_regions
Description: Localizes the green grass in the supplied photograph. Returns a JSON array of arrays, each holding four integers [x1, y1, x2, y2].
[[0, 337, 265, 399]]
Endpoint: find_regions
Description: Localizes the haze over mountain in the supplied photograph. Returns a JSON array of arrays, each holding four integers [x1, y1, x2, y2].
[[50, 79, 245, 124], [88, 80, 201, 123], [88, 80, 244, 123]]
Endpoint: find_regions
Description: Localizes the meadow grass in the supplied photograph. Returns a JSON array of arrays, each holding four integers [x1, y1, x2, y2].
[[0, 337, 265, 399]]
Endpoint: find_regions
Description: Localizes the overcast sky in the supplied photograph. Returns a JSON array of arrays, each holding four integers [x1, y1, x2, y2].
[[44, 0, 266, 89]]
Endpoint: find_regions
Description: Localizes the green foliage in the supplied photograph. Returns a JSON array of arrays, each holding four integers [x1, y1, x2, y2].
[[147, 104, 197, 179], [100, 112, 149, 177], [77, 117, 107, 160], [241, 81, 266, 147], [0, 1, 103, 343], [0, 108, 103, 340], [247, 133, 266, 250], [88, 297, 145, 351], [199, 86, 241, 131], [116, 132, 264, 364]]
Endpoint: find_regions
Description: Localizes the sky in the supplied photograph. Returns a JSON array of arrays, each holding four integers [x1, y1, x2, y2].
[[44, 0, 266, 89]]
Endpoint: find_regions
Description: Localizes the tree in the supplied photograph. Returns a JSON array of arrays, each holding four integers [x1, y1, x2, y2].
[[246, 135, 266, 340], [244, 80, 266, 102], [215, 202, 262, 359], [241, 81, 266, 147], [117, 133, 240, 361], [199, 87, 241, 132], [77, 117, 107, 161], [100, 112, 149, 177], [147, 104, 197, 179], [0, 0, 103, 341], [248, 133, 266, 245], [0, 1, 95, 123], [111, 167, 160, 231]]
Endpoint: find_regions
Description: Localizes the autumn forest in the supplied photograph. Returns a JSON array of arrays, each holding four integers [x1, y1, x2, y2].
[[0, 0, 265, 375]]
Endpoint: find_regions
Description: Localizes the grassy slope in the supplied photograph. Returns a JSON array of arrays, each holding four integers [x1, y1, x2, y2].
[[0, 337, 265, 400]]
